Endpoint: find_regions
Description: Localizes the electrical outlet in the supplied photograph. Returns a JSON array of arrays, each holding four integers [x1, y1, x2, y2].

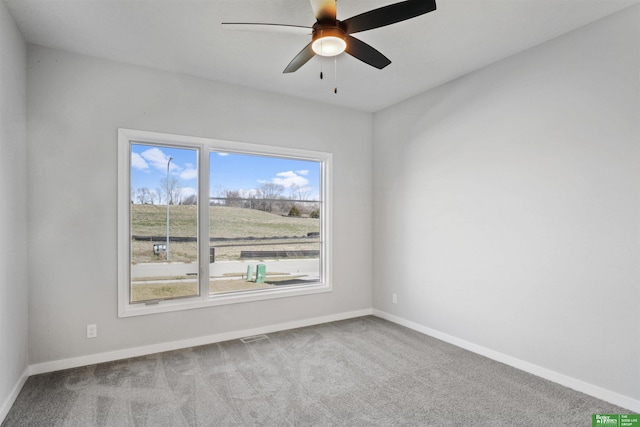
[[392, 293, 397, 304], [87, 324, 97, 339]]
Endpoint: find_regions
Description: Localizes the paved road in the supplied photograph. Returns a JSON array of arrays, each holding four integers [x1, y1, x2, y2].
[[131, 259, 320, 279]]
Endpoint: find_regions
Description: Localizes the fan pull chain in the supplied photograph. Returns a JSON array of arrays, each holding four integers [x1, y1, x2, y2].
[[320, 58, 323, 80], [334, 57, 338, 94]]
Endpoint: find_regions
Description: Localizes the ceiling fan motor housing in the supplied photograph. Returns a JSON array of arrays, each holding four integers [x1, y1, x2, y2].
[[311, 23, 347, 56]]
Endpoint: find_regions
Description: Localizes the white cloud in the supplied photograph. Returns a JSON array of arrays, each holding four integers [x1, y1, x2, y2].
[[131, 152, 149, 170], [180, 165, 197, 181], [240, 188, 259, 198], [270, 170, 309, 188], [180, 187, 197, 198], [141, 148, 179, 172], [296, 169, 309, 176], [296, 186, 313, 194], [217, 152, 229, 156]]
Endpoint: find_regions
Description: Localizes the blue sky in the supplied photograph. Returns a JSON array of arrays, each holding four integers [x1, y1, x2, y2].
[[131, 144, 320, 203], [210, 152, 320, 200]]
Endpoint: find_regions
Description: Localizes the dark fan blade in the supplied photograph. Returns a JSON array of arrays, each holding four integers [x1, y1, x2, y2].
[[345, 35, 391, 69], [342, 0, 437, 34], [222, 23, 311, 35], [283, 42, 316, 73], [310, 0, 336, 22]]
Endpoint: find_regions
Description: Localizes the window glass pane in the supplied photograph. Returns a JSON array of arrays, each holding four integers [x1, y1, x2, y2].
[[209, 151, 321, 294], [130, 144, 199, 303]]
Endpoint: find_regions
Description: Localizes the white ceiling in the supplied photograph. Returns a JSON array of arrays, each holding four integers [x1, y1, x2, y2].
[[4, 0, 638, 112]]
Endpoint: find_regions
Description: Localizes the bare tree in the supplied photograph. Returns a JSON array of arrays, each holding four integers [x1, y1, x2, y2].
[[135, 187, 152, 204], [223, 189, 243, 207], [289, 184, 311, 201], [211, 185, 228, 206], [244, 193, 258, 210], [181, 194, 197, 205], [155, 186, 164, 205], [172, 187, 184, 205], [160, 175, 181, 205], [257, 182, 284, 212]]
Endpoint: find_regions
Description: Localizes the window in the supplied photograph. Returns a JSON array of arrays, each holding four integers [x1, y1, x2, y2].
[[118, 129, 332, 317], [129, 144, 199, 303], [209, 151, 322, 294]]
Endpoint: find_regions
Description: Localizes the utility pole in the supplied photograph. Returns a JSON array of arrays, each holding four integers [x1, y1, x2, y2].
[[166, 157, 173, 261]]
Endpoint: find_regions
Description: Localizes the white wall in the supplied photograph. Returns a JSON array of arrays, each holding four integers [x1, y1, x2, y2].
[[373, 5, 640, 405], [0, 0, 28, 419], [26, 46, 373, 365]]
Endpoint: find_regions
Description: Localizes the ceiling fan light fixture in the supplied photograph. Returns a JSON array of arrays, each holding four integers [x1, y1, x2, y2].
[[228, 0, 438, 74], [311, 28, 347, 57]]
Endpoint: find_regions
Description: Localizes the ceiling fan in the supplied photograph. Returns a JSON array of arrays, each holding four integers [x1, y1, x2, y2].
[[222, 0, 437, 74]]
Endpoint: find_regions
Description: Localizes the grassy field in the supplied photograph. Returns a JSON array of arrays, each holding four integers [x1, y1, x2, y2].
[[129, 205, 320, 302], [209, 205, 319, 238], [131, 205, 320, 263]]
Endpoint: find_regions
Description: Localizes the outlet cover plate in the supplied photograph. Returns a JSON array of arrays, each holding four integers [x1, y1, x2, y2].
[[87, 324, 97, 338]]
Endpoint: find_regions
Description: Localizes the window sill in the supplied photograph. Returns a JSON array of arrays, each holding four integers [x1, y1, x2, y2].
[[118, 281, 332, 318]]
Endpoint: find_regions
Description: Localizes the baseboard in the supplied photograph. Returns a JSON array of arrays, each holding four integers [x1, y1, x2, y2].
[[0, 367, 29, 424], [29, 308, 373, 376], [373, 309, 640, 413]]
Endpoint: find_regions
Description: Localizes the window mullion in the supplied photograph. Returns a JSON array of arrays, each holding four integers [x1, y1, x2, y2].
[[199, 145, 210, 299]]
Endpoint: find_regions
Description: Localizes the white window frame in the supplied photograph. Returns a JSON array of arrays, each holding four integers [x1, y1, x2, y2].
[[118, 128, 333, 318]]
